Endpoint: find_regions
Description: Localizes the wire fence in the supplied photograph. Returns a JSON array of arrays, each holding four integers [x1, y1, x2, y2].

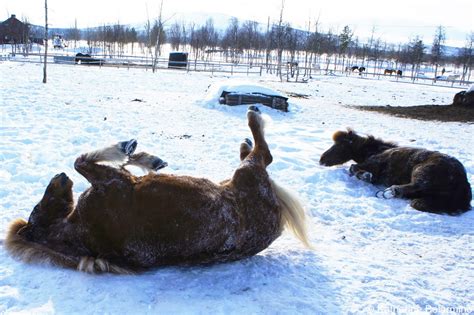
[[2, 51, 473, 88]]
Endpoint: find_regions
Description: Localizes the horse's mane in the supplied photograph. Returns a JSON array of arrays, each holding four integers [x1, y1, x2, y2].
[[333, 129, 397, 152], [362, 134, 398, 150]]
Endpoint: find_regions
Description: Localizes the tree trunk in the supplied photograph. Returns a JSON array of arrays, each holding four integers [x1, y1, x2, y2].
[[42, 0, 48, 84], [152, 0, 164, 73], [434, 63, 439, 82]]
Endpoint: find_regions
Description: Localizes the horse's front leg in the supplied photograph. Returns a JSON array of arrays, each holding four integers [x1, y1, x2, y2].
[[349, 164, 374, 183], [239, 138, 253, 161], [74, 139, 137, 186], [377, 183, 425, 199], [244, 106, 272, 167]]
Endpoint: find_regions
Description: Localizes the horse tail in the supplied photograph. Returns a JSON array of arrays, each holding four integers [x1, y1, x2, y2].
[[269, 179, 312, 248], [5, 219, 134, 274]]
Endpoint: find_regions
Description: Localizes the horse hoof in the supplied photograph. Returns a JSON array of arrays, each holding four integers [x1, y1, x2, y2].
[[244, 138, 253, 147], [359, 172, 373, 183], [152, 158, 168, 171], [375, 188, 395, 199], [119, 139, 137, 156], [349, 164, 358, 176], [248, 105, 260, 113]]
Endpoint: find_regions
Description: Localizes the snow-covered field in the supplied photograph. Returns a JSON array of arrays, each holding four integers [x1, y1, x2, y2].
[[0, 62, 473, 314]]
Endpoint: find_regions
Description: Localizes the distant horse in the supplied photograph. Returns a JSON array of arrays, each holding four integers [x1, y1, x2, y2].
[[383, 69, 401, 75], [396, 70, 402, 77], [345, 66, 366, 75], [345, 66, 360, 73], [319, 129, 472, 214], [6, 106, 310, 273]]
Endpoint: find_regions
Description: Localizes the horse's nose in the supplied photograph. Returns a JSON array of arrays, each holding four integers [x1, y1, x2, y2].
[[53, 172, 69, 186], [319, 155, 327, 165], [59, 173, 69, 186]]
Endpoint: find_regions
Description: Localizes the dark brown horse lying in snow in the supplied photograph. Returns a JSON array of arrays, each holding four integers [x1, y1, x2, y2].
[[6, 106, 310, 274], [320, 129, 472, 215]]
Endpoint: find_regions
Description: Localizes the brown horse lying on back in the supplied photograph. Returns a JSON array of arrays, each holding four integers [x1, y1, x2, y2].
[[320, 129, 472, 214], [6, 107, 310, 274]]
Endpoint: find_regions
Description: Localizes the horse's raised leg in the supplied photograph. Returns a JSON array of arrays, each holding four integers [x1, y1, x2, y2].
[[125, 152, 168, 172], [74, 139, 137, 186], [240, 138, 253, 161], [245, 106, 272, 167]]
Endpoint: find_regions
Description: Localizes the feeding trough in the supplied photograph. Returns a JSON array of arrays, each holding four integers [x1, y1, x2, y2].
[[208, 82, 289, 112]]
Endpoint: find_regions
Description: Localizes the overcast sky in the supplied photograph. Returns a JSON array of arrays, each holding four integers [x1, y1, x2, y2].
[[2, 0, 473, 46]]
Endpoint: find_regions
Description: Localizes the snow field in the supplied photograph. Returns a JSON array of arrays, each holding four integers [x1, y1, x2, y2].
[[0, 62, 473, 314]]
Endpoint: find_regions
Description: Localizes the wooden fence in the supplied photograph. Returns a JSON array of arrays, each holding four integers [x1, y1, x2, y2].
[[3, 52, 473, 88]]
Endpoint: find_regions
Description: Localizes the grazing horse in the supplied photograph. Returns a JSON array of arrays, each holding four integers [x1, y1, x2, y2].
[[5, 107, 310, 274], [319, 129, 472, 214], [396, 70, 402, 77]]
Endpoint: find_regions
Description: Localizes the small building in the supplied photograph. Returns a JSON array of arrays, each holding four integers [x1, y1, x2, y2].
[[0, 14, 30, 44]]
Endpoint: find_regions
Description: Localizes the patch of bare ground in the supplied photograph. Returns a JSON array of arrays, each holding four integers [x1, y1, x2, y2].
[[352, 104, 474, 123]]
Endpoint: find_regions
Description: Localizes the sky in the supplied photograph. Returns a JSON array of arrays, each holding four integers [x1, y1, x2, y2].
[[2, 0, 473, 46]]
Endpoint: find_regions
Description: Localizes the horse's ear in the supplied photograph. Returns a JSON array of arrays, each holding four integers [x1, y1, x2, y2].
[[346, 128, 357, 143]]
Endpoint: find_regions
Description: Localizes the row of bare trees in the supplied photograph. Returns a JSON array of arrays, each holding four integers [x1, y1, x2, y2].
[[12, 10, 472, 82]]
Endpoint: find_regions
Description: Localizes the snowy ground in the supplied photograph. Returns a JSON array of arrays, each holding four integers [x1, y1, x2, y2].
[[0, 62, 473, 314]]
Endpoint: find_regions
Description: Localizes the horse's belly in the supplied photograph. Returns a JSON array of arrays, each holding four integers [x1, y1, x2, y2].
[[118, 199, 242, 267]]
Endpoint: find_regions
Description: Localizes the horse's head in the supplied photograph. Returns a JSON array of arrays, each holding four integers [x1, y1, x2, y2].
[[20, 173, 74, 240], [320, 129, 357, 166]]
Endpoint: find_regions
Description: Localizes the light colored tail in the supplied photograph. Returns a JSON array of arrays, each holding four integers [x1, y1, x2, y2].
[[270, 179, 312, 248], [5, 219, 133, 274], [5, 219, 79, 269]]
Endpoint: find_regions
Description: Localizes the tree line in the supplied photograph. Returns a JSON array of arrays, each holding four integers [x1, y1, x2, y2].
[[10, 14, 474, 82]]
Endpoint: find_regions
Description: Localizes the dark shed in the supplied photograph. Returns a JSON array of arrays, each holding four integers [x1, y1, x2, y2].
[[168, 52, 188, 69]]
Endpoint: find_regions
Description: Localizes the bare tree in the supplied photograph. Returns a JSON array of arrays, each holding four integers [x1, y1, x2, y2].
[[42, 0, 48, 84], [457, 32, 474, 82], [403, 37, 425, 80], [20, 17, 31, 55], [431, 25, 446, 80], [168, 21, 183, 51], [276, 0, 285, 81], [66, 19, 81, 49], [338, 25, 353, 71], [152, 0, 164, 73], [221, 17, 240, 63]]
